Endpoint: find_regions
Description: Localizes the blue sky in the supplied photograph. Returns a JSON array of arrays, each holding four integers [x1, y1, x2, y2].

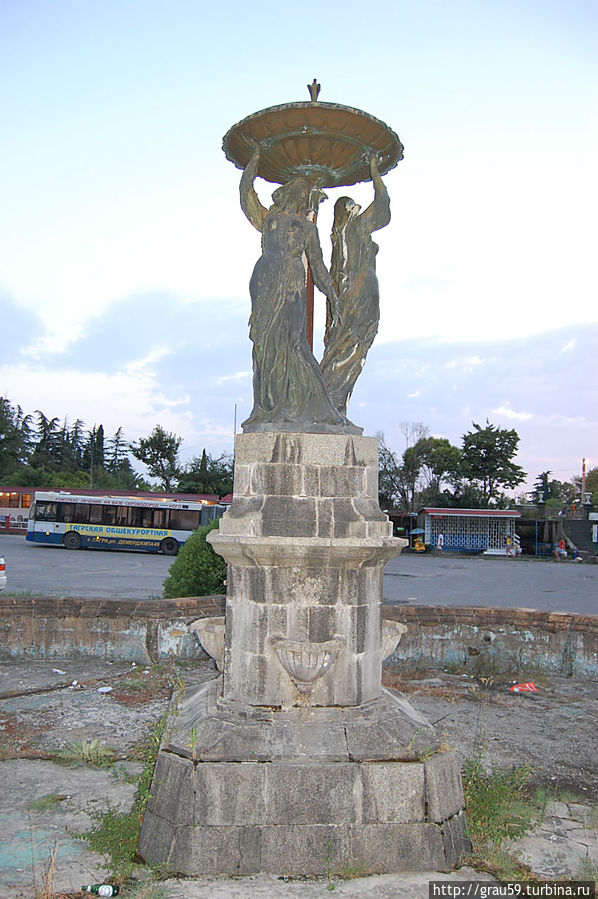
[[1, 0, 596, 490]]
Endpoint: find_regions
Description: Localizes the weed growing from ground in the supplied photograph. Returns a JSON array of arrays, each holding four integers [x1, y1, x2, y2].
[[28, 793, 69, 812], [463, 750, 544, 880], [56, 739, 117, 767], [83, 709, 170, 882], [464, 753, 535, 847]]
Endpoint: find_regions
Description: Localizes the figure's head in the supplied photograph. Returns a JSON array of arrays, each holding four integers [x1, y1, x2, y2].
[[333, 196, 361, 228], [271, 177, 311, 214]]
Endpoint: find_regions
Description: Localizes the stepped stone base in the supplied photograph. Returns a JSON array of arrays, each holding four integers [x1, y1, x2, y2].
[[138, 678, 470, 875], [138, 432, 471, 874]]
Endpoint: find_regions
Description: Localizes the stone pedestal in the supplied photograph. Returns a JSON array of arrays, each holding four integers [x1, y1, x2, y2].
[[138, 433, 470, 875]]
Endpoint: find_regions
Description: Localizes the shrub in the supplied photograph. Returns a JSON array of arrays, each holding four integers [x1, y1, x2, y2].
[[162, 519, 226, 598]]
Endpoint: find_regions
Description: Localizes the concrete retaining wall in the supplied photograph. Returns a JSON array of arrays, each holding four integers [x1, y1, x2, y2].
[[385, 605, 598, 677], [0, 595, 225, 664], [0, 596, 596, 675]]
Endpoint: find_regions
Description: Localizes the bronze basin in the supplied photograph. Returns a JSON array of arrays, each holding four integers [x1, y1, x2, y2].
[[223, 101, 403, 187]]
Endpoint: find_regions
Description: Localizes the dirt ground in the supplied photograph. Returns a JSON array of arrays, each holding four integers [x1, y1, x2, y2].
[[0, 658, 596, 897], [383, 664, 598, 802], [1, 657, 596, 800]]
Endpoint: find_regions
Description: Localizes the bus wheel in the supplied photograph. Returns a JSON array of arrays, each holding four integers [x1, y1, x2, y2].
[[160, 537, 179, 555], [63, 531, 82, 550]]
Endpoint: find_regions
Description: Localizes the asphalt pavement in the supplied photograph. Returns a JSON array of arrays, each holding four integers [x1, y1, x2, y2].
[[1, 534, 597, 615]]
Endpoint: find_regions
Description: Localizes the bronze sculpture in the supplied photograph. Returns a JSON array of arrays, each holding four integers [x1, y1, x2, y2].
[[239, 142, 348, 432], [320, 154, 390, 416], [223, 88, 403, 433]]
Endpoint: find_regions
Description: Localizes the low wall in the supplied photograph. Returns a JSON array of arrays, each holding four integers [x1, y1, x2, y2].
[[0, 596, 596, 676], [0, 595, 225, 664], [385, 605, 598, 678]]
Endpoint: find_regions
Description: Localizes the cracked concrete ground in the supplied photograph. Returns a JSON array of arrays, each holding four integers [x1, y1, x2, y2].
[[0, 658, 596, 897]]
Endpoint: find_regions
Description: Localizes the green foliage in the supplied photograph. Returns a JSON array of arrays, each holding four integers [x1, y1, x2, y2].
[[463, 754, 535, 849], [130, 425, 182, 492], [28, 793, 68, 811], [378, 427, 463, 511], [529, 470, 577, 505], [177, 449, 233, 496], [84, 710, 170, 880], [460, 420, 526, 506], [0, 394, 152, 490], [163, 519, 226, 598], [55, 738, 117, 767]]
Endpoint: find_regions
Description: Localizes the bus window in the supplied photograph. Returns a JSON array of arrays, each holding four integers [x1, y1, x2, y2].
[[73, 504, 91, 524], [200, 505, 225, 526], [127, 507, 155, 529], [153, 508, 169, 529], [36, 502, 57, 521], [115, 506, 128, 527], [89, 505, 103, 524], [102, 506, 117, 525], [170, 509, 201, 531], [57, 503, 76, 523]]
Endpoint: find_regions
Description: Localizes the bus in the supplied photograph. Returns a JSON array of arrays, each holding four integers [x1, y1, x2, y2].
[[27, 491, 226, 555]]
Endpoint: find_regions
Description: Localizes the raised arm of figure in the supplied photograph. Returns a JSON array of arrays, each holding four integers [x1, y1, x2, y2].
[[239, 142, 268, 232], [359, 154, 391, 233], [305, 224, 341, 324]]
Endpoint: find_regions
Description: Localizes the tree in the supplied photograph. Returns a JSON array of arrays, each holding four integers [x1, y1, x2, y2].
[[377, 436, 404, 510], [29, 411, 61, 472], [572, 466, 598, 505], [106, 426, 129, 473], [162, 519, 226, 598], [177, 450, 234, 496], [529, 471, 577, 505], [131, 425, 182, 491], [378, 431, 463, 511], [460, 421, 526, 506], [422, 439, 461, 492], [0, 397, 33, 476]]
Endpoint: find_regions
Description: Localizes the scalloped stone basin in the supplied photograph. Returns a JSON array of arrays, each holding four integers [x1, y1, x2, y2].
[[382, 620, 408, 660], [270, 636, 345, 693], [189, 616, 225, 671]]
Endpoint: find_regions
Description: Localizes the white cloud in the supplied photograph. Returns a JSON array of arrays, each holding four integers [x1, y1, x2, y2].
[[216, 371, 251, 386], [491, 405, 533, 421]]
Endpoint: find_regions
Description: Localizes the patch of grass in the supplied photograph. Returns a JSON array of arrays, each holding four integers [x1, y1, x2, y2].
[[334, 865, 376, 880], [28, 793, 69, 811], [110, 663, 185, 707], [82, 709, 170, 881], [464, 754, 536, 847], [55, 738, 117, 767], [579, 855, 598, 883], [463, 751, 544, 881]]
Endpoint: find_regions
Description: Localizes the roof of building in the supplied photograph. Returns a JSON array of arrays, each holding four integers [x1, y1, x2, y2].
[[423, 507, 521, 518]]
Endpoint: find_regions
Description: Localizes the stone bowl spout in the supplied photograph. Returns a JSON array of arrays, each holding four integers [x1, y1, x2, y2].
[[189, 616, 225, 671], [270, 635, 345, 693], [382, 620, 408, 660]]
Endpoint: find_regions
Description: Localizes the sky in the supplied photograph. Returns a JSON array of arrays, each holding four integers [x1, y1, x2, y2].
[[1, 0, 596, 492]]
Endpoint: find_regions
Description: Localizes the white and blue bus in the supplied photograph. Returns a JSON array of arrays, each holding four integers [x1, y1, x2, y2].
[[27, 491, 226, 555]]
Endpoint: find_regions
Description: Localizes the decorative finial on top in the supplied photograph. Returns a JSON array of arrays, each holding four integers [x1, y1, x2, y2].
[[308, 79, 321, 102]]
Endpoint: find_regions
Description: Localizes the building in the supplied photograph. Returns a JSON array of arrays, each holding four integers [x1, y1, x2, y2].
[[421, 507, 520, 554]]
